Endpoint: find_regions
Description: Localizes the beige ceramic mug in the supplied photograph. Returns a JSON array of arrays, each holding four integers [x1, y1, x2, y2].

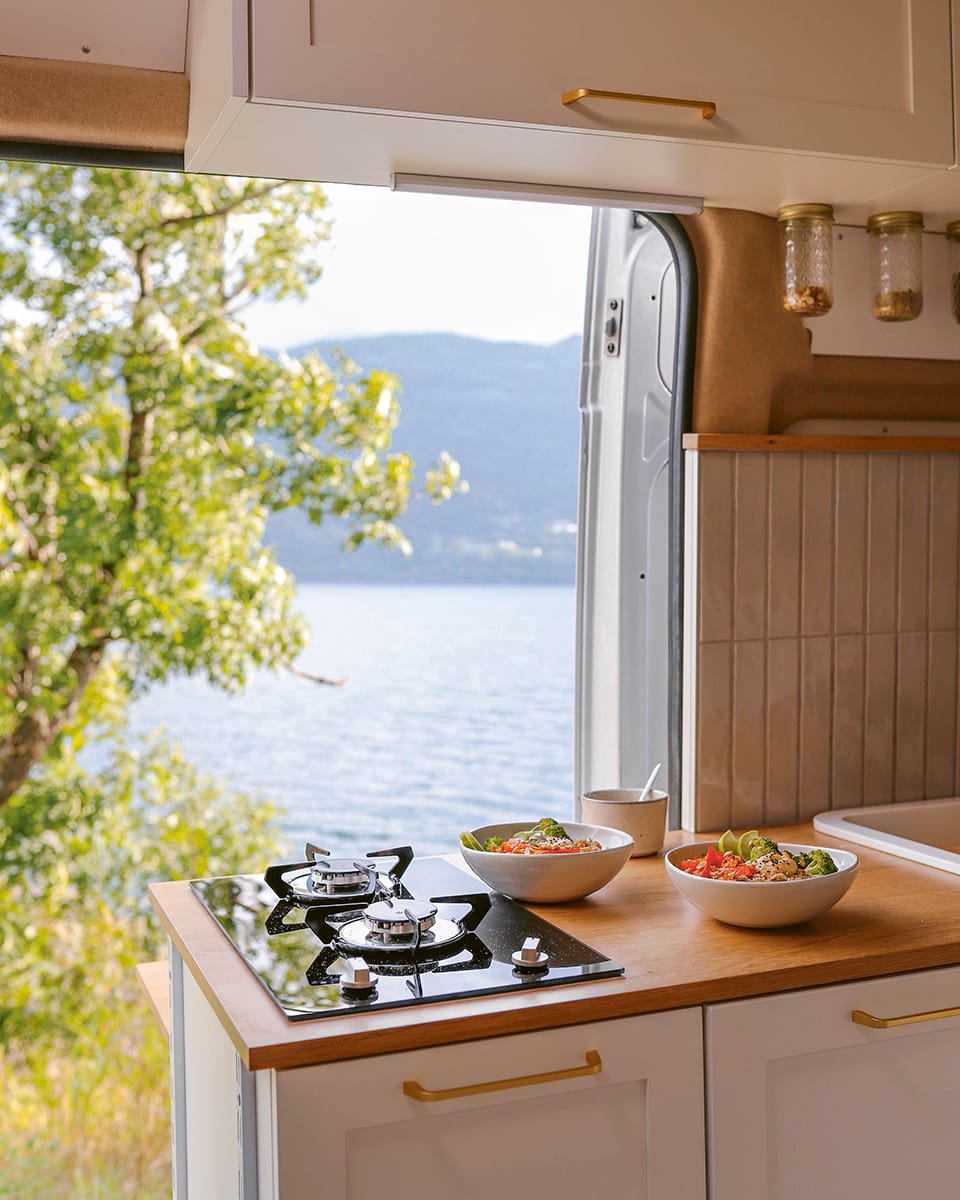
[[580, 788, 668, 857]]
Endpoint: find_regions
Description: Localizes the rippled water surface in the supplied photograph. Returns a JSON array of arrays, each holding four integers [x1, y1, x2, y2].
[[128, 584, 576, 858]]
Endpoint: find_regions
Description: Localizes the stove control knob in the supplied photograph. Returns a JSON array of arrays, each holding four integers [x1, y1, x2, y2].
[[340, 958, 377, 999], [512, 936, 549, 973]]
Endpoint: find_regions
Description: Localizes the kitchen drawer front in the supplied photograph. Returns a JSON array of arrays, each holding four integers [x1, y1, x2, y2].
[[251, 0, 953, 166], [264, 1010, 705, 1200], [706, 965, 960, 1200]]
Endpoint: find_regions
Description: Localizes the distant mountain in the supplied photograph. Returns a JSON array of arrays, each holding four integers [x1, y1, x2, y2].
[[264, 332, 582, 583]]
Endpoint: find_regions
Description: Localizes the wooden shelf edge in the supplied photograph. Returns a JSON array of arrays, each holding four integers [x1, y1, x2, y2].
[[683, 433, 960, 453], [137, 960, 171, 1040]]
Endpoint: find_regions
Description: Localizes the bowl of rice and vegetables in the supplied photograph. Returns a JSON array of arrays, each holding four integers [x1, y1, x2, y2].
[[459, 817, 633, 902], [665, 828, 859, 927]]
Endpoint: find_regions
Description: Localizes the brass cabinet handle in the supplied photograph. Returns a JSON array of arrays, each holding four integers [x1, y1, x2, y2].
[[852, 1005, 960, 1029], [562, 88, 717, 120], [402, 1048, 602, 1102]]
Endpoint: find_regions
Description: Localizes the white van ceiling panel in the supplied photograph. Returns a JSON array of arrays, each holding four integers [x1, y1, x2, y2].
[[4, 1, 189, 73]]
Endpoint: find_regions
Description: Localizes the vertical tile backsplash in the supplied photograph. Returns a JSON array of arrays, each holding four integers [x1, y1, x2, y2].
[[687, 449, 960, 832]]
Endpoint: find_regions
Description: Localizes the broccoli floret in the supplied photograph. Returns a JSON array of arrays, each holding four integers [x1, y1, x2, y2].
[[535, 817, 569, 840], [482, 835, 504, 852], [746, 836, 779, 861], [789, 850, 812, 869], [804, 848, 838, 876]]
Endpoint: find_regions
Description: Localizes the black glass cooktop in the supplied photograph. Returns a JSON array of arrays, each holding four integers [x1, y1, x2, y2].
[[190, 855, 624, 1021]]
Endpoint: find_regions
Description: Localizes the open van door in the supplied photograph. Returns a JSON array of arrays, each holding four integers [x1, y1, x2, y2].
[[575, 210, 697, 827]]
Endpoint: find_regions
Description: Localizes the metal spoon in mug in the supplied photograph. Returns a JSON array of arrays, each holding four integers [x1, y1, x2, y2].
[[637, 762, 661, 804]]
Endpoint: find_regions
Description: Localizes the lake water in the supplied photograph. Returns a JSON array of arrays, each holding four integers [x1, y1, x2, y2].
[[128, 584, 576, 858]]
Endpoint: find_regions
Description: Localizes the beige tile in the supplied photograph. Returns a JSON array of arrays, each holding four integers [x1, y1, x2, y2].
[[865, 454, 899, 634], [832, 635, 865, 808], [767, 454, 802, 639], [898, 456, 931, 634], [733, 454, 768, 641], [798, 636, 833, 818], [926, 631, 957, 797], [698, 454, 734, 644], [863, 634, 896, 805], [834, 456, 868, 635], [731, 640, 765, 828], [695, 640, 733, 832], [895, 631, 928, 801], [929, 457, 960, 631], [800, 456, 835, 637], [765, 638, 800, 824]]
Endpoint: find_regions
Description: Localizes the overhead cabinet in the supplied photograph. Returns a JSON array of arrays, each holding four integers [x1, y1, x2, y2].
[[252, 0, 953, 166], [185, 0, 957, 216]]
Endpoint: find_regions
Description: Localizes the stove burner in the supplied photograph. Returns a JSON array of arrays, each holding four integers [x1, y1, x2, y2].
[[363, 898, 438, 941], [304, 932, 495, 988], [309, 857, 376, 895], [305, 891, 492, 963], [262, 844, 416, 930]]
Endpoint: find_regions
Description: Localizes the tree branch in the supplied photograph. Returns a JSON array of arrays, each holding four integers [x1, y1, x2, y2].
[[0, 634, 109, 807], [283, 662, 347, 688], [155, 181, 287, 233]]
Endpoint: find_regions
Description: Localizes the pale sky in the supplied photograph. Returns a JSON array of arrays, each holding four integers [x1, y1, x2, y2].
[[241, 183, 594, 350]]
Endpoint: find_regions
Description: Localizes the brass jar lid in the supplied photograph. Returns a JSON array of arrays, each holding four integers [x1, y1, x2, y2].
[[777, 203, 834, 223], [867, 210, 924, 231], [946, 219, 960, 241]]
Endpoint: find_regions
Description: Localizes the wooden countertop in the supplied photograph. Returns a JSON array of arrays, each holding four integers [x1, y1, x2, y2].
[[682, 434, 960, 453], [148, 821, 960, 1072]]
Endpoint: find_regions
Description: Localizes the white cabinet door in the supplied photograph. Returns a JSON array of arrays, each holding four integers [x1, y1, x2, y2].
[[706, 965, 960, 1200], [252, 0, 953, 166], [260, 1010, 705, 1200], [174, 959, 249, 1200]]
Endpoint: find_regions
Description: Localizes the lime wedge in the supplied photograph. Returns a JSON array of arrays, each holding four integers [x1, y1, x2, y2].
[[737, 829, 761, 859], [718, 829, 740, 854], [460, 831, 484, 851]]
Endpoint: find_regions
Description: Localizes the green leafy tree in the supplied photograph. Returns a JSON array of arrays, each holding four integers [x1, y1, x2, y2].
[[0, 733, 287, 1199], [0, 165, 465, 807]]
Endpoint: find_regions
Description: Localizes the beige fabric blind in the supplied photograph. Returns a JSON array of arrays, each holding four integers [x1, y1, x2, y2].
[[0, 55, 187, 155]]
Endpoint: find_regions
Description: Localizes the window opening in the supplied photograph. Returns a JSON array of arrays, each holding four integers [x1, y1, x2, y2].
[[121, 183, 594, 858]]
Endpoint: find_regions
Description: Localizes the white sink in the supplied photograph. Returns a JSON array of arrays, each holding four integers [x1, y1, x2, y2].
[[814, 798, 960, 875]]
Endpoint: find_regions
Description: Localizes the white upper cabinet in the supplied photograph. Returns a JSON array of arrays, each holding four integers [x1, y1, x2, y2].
[[185, 0, 959, 216], [252, 0, 953, 166]]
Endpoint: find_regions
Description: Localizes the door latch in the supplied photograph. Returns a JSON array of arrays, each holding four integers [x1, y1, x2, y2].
[[603, 298, 623, 357]]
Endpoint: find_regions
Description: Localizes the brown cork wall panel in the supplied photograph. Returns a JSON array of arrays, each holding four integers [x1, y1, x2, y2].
[[678, 209, 812, 434], [678, 210, 960, 434], [0, 56, 187, 154], [770, 355, 960, 432]]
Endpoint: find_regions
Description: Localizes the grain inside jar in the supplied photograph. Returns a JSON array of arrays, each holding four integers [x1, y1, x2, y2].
[[777, 203, 834, 317], [867, 211, 924, 323]]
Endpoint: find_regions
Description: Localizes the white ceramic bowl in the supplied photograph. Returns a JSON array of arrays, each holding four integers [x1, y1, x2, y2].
[[664, 842, 860, 928], [459, 821, 634, 903]]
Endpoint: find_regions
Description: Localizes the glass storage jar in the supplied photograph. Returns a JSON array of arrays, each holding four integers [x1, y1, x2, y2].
[[947, 220, 960, 323], [777, 203, 834, 316], [867, 211, 924, 322]]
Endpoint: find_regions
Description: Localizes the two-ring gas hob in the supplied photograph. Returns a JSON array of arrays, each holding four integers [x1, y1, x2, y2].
[[189, 843, 625, 1021]]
